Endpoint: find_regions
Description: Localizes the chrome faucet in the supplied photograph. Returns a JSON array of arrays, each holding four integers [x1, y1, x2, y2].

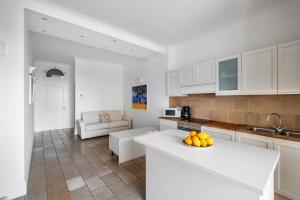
[[267, 113, 285, 134]]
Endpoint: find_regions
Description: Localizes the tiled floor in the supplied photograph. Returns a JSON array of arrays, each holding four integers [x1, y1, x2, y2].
[[26, 129, 290, 200], [27, 129, 145, 200]]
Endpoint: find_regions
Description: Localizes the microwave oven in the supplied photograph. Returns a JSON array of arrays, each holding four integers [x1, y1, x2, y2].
[[163, 107, 181, 118]]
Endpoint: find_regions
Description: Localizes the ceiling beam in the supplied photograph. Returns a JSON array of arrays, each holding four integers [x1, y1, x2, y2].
[[20, 0, 167, 54]]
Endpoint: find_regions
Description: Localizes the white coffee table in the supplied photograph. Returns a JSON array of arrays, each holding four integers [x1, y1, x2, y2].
[[109, 127, 158, 163]]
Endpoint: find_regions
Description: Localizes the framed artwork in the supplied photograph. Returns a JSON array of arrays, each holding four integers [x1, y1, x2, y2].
[[132, 84, 147, 110]]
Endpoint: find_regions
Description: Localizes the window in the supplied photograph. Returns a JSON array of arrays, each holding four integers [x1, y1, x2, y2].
[[45, 68, 65, 78]]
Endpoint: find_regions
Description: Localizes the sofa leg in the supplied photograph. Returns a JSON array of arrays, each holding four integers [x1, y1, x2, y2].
[[111, 151, 114, 157]]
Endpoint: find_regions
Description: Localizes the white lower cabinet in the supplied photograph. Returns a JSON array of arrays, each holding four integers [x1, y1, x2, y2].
[[235, 132, 274, 150], [159, 119, 178, 131], [201, 126, 236, 142], [274, 139, 300, 200]]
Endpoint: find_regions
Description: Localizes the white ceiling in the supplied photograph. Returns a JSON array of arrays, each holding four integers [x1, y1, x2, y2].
[[26, 10, 159, 60], [44, 0, 286, 45]]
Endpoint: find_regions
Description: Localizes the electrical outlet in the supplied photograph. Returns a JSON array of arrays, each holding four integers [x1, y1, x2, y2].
[[0, 41, 6, 55]]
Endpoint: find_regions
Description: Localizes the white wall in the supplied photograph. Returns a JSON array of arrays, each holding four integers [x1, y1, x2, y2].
[[168, 1, 300, 69], [123, 55, 169, 128], [0, 0, 26, 198], [34, 61, 75, 131], [75, 57, 124, 124], [24, 14, 34, 184]]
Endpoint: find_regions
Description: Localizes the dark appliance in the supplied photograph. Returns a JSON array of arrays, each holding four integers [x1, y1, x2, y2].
[[181, 106, 191, 121]]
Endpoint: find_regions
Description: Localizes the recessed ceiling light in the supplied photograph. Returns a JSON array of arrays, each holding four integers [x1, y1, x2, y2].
[[42, 17, 48, 21], [42, 29, 47, 33]]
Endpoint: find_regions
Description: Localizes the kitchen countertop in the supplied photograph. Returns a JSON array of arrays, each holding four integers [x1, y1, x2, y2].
[[135, 129, 280, 195], [159, 117, 300, 142]]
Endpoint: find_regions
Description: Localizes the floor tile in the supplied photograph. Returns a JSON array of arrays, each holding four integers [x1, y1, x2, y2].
[[102, 173, 121, 186], [117, 170, 138, 184], [85, 175, 105, 191], [70, 186, 94, 200], [91, 186, 114, 200], [66, 176, 86, 191], [97, 165, 113, 177]]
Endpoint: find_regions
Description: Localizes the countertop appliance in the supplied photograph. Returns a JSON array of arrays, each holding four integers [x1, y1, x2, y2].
[[163, 107, 181, 118], [181, 106, 191, 121]]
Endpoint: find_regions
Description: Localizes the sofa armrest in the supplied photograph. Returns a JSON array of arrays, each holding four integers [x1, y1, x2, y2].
[[76, 119, 86, 136], [123, 115, 132, 129]]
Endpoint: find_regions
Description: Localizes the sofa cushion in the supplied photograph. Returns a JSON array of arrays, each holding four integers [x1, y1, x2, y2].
[[99, 111, 111, 123], [107, 110, 122, 121], [86, 122, 109, 131], [82, 111, 99, 123], [109, 120, 129, 128]]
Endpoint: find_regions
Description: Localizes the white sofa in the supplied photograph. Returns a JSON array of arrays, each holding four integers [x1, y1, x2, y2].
[[77, 110, 132, 139]]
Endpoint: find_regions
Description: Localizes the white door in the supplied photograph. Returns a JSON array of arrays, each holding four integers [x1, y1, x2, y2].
[[43, 82, 67, 130], [194, 61, 215, 85], [236, 132, 274, 149], [278, 40, 300, 94], [242, 46, 278, 95], [179, 67, 194, 87]]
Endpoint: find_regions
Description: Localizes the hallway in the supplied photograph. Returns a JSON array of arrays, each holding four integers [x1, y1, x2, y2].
[[27, 129, 145, 200]]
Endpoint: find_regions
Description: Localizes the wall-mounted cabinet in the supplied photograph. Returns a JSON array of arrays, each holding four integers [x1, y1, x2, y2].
[[278, 40, 300, 94], [178, 61, 216, 94], [242, 46, 278, 95], [216, 55, 241, 95], [167, 71, 186, 97]]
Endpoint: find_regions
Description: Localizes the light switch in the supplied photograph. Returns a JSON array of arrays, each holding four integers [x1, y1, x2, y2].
[[0, 41, 6, 55]]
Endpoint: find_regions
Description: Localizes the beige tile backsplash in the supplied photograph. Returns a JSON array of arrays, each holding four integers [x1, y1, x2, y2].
[[169, 94, 300, 131]]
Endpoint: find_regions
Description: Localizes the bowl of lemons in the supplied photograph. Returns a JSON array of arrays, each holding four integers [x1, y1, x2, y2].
[[183, 130, 214, 147]]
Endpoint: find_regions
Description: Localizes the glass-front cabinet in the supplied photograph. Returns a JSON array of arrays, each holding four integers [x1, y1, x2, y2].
[[216, 54, 241, 95]]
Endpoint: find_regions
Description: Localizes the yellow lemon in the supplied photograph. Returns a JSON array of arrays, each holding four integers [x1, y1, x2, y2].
[[192, 136, 200, 146], [200, 139, 208, 147], [193, 140, 201, 147], [190, 131, 197, 137], [206, 137, 214, 146], [198, 132, 208, 140], [184, 137, 193, 145]]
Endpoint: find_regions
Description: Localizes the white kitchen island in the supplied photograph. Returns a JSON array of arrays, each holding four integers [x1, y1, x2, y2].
[[134, 130, 279, 200]]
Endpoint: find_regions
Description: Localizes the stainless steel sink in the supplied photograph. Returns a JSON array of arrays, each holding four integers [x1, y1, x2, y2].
[[284, 131, 300, 138], [241, 126, 300, 138]]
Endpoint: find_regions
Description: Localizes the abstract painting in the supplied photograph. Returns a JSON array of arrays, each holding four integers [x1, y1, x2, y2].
[[132, 84, 147, 110]]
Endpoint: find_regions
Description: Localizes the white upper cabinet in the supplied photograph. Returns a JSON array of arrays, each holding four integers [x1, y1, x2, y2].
[[242, 46, 278, 95], [278, 40, 300, 94], [167, 71, 186, 97], [216, 54, 242, 95], [193, 61, 215, 85], [179, 67, 194, 87], [178, 61, 216, 94]]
